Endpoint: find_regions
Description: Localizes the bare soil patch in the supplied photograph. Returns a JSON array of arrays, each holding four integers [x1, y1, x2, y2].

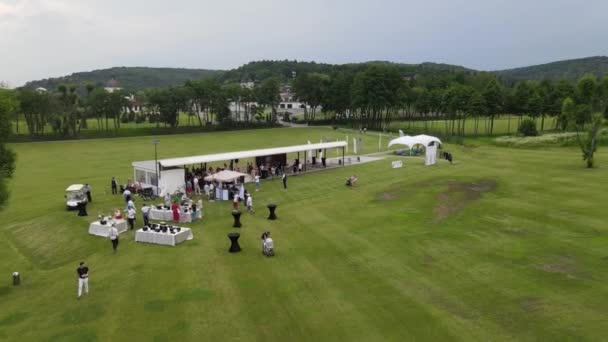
[[519, 297, 544, 312], [433, 179, 497, 223]]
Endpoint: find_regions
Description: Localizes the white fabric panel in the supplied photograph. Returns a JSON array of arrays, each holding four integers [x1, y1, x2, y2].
[[157, 141, 347, 167], [158, 169, 185, 196], [425, 144, 438, 166], [88, 219, 128, 237], [149, 208, 173, 221], [135, 228, 193, 246]]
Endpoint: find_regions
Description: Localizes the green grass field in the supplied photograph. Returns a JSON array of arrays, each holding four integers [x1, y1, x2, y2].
[[1, 127, 607, 341], [388, 115, 558, 136]]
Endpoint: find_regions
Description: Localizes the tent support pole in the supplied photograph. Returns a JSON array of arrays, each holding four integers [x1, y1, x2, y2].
[[304, 150, 307, 172], [342, 147, 345, 166]]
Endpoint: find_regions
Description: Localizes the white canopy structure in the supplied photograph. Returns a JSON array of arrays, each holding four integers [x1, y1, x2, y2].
[[204, 170, 247, 183], [388, 134, 442, 166], [388, 134, 442, 149], [158, 141, 346, 168], [132, 141, 348, 196]]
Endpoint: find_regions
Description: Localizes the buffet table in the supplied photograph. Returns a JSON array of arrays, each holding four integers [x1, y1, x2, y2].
[[135, 227, 193, 246], [149, 207, 173, 221], [88, 219, 128, 237]]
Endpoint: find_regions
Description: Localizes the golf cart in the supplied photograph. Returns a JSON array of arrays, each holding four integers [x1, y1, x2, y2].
[[65, 184, 87, 210]]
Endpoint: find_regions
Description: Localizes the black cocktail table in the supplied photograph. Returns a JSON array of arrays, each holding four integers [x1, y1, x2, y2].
[[228, 232, 241, 253], [267, 204, 277, 220], [232, 210, 242, 227]]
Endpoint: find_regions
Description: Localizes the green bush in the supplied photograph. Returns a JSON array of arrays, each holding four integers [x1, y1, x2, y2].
[[518, 118, 538, 136]]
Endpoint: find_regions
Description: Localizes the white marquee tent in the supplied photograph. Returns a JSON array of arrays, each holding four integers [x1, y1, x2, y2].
[[203, 170, 248, 183], [388, 134, 442, 166], [132, 141, 347, 195]]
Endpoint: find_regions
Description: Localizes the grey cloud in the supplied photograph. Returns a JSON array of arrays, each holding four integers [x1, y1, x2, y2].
[[1, 0, 607, 86]]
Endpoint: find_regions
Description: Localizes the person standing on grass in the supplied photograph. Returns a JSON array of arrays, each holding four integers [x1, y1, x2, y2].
[[127, 206, 136, 230], [84, 184, 92, 203], [193, 176, 200, 195], [282, 172, 287, 189], [111, 177, 118, 195], [246, 194, 253, 212], [141, 203, 151, 226], [76, 262, 89, 298], [255, 173, 260, 191], [108, 223, 119, 253], [233, 193, 239, 210], [123, 188, 131, 203]]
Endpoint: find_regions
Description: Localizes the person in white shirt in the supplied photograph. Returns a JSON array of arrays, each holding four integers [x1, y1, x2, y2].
[[255, 174, 260, 191], [108, 223, 119, 253], [246, 194, 253, 212], [209, 183, 215, 200], [197, 199, 203, 218], [232, 194, 239, 210], [127, 198, 135, 211], [263, 233, 274, 256], [127, 207, 136, 230], [298, 163, 303, 173], [193, 177, 200, 195], [123, 189, 132, 203], [203, 183, 210, 198], [164, 192, 171, 207]]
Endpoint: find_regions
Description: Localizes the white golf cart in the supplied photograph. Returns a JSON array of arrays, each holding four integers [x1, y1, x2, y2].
[[65, 184, 87, 210]]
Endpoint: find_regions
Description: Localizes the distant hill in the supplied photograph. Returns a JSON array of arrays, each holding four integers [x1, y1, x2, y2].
[[218, 60, 474, 83], [23, 67, 224, 92], [493, 56, 608, 81], [22, 57, 608, 92]]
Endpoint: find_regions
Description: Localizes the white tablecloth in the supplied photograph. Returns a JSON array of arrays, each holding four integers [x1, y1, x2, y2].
[[180, 212, 192, 223], [135, 227, 193, 246], [88, 219, 128, 237], [149, 208, 173, 221]]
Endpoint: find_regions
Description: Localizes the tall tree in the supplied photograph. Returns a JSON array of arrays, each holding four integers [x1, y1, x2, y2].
[[255, 78, 280, 122], [0, 89, 17, 208], [482, 78, 503, 135]]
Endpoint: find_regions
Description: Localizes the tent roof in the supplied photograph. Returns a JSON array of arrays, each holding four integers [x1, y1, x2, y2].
[[132, 160, 157, 171], [66, 184, 85, 191], [156, 141, 347, 168], [388, 135, 442, 148], [204, 170, 248, 183]]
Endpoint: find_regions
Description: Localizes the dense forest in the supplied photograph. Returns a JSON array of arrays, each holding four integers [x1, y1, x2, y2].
[[20, 56, 608, 92], [494, 56, 608, 82], [23, 67, 223, 93]]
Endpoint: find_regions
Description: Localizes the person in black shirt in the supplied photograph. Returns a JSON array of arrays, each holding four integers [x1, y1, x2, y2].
[[111, 177, 118, 195], [85, 184, 92, 203], [76, 262, 89, 298]]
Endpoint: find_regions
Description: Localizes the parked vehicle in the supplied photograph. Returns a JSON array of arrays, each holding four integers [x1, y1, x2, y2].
[[65, 184, 87, 210]]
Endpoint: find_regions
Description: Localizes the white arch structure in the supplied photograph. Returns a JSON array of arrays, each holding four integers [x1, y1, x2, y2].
[[388, 134, 442, 166]]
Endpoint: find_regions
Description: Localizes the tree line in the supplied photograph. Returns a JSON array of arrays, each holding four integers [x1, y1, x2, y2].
[[292, 65, 608, 137], [9, 63, 608, 139]]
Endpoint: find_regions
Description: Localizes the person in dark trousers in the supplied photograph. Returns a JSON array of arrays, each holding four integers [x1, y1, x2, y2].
[[77, 262, 89, 298], [141, 203, 151, 227], [111, 177, 118, 194], [108, 224, 119, 253], [127, 207, 136, 230], [282, 173, 287, 189], [85, 184, 92, 202]]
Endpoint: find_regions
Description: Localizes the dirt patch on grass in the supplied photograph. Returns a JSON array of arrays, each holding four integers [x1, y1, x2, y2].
[[380, 192, 396, 201], [519, 297, 544, 312], [433, 179, 497, 223], [539, 256, 578, 276]]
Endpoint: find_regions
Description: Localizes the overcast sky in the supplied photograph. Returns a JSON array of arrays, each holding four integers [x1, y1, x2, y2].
[[1, 0, 607, 86]]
